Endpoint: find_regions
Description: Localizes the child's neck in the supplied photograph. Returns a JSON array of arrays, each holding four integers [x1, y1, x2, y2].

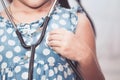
[[11, 0, 53, 13], [8, 0, 54, 24]]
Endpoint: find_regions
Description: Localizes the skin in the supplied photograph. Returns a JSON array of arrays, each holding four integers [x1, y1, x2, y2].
[[1, 0, 105, 79], [48, 13, 105, 80], [2, 0, 53, 23]]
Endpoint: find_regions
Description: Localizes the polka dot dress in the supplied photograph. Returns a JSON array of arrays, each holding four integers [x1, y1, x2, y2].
[[0, 6, 78, 80]]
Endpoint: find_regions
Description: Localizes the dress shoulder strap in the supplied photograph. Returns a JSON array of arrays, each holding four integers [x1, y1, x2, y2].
[[67, 1, 84, 13]]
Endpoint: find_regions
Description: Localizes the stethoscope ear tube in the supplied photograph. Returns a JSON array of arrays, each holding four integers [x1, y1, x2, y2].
[[66, 59, 84, 80], [0, 0, 17, 30], [36, 16, 50, 46], [16, 30, 31, 49]]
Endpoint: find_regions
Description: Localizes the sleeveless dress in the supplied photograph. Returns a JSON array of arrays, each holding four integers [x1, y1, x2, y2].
[[0, 6, 78, 80]]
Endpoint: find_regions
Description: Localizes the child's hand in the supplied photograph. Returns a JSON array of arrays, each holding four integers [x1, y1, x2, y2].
[[48, 28, 83, 61]]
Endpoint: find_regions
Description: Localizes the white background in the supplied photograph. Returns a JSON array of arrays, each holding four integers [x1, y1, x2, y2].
[[81, 0, 120, 80]]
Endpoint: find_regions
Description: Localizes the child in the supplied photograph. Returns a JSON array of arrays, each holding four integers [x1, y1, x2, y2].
[[0, 0, 105, 80]]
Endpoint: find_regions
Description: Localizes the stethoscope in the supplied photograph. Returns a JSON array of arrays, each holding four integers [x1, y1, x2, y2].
[[0, 0, 83, 80]]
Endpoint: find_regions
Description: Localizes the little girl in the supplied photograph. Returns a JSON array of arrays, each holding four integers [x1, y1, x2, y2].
[[0, 0, 105, 80]]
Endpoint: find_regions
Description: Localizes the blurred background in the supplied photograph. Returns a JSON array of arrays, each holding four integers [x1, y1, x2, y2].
[[81, 0, 120, 80], [0, 0, 120, 80]]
